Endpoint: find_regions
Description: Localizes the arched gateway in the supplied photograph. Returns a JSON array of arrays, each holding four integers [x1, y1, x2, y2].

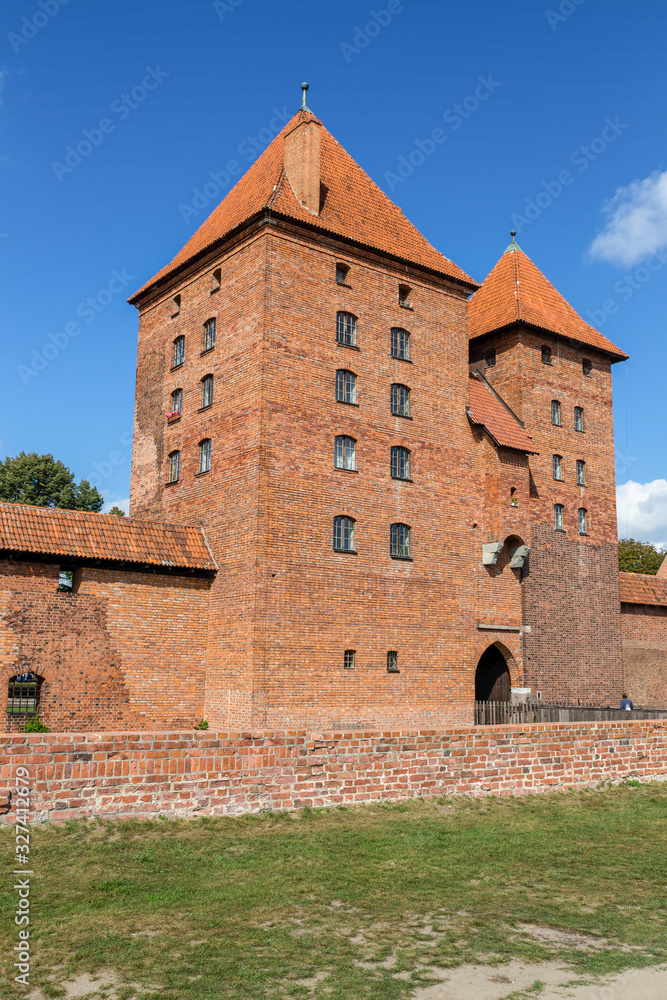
[[474, 645, 511, 703]]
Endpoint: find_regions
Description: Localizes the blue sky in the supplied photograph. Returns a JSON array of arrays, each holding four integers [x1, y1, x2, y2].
[[1, 0, 666, 543]]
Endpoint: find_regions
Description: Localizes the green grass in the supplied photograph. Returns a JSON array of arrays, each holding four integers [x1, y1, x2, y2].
[[2, 784, 666, 999]]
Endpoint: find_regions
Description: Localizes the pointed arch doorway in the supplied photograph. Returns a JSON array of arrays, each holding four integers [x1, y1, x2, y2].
[[475, 644, 511, 702]]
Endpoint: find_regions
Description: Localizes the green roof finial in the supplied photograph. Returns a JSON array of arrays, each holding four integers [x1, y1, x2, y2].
[[505, 230, 521, 253], [301, 81, 310, 112]]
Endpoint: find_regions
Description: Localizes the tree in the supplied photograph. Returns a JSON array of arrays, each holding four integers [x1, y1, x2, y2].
[[0, 452, 104, 512], [618, 538, 666, 576], [107, 506, 126, 517]]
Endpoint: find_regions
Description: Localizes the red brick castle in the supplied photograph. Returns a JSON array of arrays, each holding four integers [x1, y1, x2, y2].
[[1, 90, 665, 731]]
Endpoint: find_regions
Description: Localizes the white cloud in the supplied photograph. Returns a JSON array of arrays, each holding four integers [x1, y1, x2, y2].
[[616, 479, 667, 549], [102, 497, 130, 515], [588, 170, 667, 267]]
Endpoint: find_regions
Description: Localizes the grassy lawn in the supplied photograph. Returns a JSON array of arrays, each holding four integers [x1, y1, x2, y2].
[[2, 783, 666, 999]]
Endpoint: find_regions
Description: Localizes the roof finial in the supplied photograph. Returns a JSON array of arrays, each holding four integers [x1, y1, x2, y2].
[[301, 81, 310, 112], [510, 230, 517, 243], [505, 230, 521, 253]]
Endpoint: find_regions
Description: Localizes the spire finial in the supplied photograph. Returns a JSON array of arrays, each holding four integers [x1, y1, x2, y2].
[[300, 81, 310, 111], [505, 230, 521, 253], [510, 230, 517, 242]]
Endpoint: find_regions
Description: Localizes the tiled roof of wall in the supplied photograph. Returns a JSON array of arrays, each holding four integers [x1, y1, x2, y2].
[[467, 374, 538, 453], [619, 571, 667, 607]]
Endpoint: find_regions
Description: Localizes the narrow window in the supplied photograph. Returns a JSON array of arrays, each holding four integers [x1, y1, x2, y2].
[[203, 318, 216, 352], [198, 439, 211, 474], [387, 650, 399, 672], [333, 516, 356, 552], [172, 336, 185, 368], [551, 399, 561, 426], [210, 268, 221, 294], [336, 311, 357, 347], [391, 327, 410, 360], [554, 503, 564, 531], [485, 348, 496, 368], [58, 569, 74, 591], [576, 459, 586, 486], [168, 450, 180, 483], [541, 345, 552, 365], [170, 388, 182, 417], [344, 649, 356, 669], [582, 358, 592, 377], [335, 369, 357, 404], [552, 454, 562, 481], [574, 406, 585, 432], [390, 383, 410, 417], [398, 284, 412, 308], [336, 263, 349, 284], [7, 672, 42, 718], [334, 436, 356, 471], [201, 374, 214, 409], [171, 293, 181, 317], [390, 446, 411, 480], [390, 522, 411, 558], [578, 508, 588, 534]]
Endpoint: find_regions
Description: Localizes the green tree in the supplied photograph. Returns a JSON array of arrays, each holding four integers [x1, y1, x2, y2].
[[0, 452, 104, 512], [618, 538, 666, 575], [107, 506, 126, 517]]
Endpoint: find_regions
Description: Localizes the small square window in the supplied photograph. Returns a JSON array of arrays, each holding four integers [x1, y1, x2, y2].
[[387, 651, 399, 672], [344, 649, 356, 669], [336, 263, 350, 285], [58, 569, 73, 591], [398, 285, 412, 308]]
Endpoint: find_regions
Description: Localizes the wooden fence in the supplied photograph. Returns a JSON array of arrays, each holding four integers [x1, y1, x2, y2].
[[474, 701, 667, 725]]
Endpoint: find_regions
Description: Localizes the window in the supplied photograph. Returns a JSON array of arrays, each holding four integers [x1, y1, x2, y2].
[[333, 516, 355, 552], [7, 672, 42, 718], [58, 569, 74, 591], [576, 459, 586, 486], [578, 508, 588, 534], [336, 263, 349, 284], [554, 503, 564, 531], [336, 369, 357, 404], [582, 358, 592, 377], [170, 388, 182, 417], [201, 374, 213, 409], [541, 345, 552, 365], [552, 454, 562, 481], [210, 268, 221, 294], [167, 451, 180, 483], [387, 650, 399, 672], [574, 406, 585, 432], [398, 284, 412, 308], [203, 318, 216, 352], [551, 399, 561, 426], [390, 522, 411, 558], [172, 336, 185, 368], [391, 327, 410, 360], [391, 383, 410, 417], [334, 436, 356, 471], [344, 649, 356, 670], [390, 446, 411, 480], [171, 293, 181, 317], [485, 348, 496, 368], [336, 311, 357, 347], [198, 439, 211, 474]]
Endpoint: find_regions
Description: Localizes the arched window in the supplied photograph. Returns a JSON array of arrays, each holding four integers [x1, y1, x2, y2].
[[172, 336, 185, 368], [554, 503, 564, 531], [7, 671, 43, 718], [552, 454, 562, 481], [334, 436, 356, 471], [582, 358, 592, 377], [551, 399, 562, 426], [335, 369, 357, 404], [390, 522, 411, 558], [578, 508, 588, 534], [576, 459, 586, 486], [201, 374, 213, 409], [390, 446, 410, 480], [391, 327, 410, 360], [336, 311, 357, 347], [574, 406, 585, 432], [167, 450, 180, 483], [198, 439, 211, 474], [170, 388, 182, 417], [541, 344, 552, 365], [333, 516, 356, 552], [203, 318, 216, 352], [390, 383, 410, 417]]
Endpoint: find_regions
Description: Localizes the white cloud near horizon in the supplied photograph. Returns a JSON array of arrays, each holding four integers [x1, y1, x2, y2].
[[102, 496, 130, 515], [588, 170, 667, 267], [616, 479, 667, 550]]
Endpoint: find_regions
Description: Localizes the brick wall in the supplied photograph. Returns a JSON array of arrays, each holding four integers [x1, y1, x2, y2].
[[1, 720, 665, 825], [621, 603, 667, 707]]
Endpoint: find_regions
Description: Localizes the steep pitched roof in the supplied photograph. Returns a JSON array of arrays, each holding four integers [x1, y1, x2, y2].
[[619, 571, 667, 607], [658, 554, 667, 579], [467, 374, 538, 453], [468, 240, 628, 361], [0, 505, 216, 572], [130, 109, 476, 301]]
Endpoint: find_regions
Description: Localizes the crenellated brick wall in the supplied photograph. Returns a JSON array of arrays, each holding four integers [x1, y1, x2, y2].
[[2, 720, 665, 826]]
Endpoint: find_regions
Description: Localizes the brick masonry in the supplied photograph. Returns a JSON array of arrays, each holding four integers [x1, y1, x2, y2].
[[621, 603, 667, 707], [1, 720, 665, 825]]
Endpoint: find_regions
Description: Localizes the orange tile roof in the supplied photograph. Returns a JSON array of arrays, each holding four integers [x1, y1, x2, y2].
[[467, 374, 538, 453], [619, 571, 667, 607], [130, 110, 476, 302], [658, 555, 667, 579], [468, 242, 628, 361], [0, 505, 216, 572]]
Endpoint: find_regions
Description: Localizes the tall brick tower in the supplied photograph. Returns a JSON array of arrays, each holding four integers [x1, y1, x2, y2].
[[469, 235, 628, 704]]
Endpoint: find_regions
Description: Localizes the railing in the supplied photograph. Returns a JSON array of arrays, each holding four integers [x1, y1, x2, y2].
[[474, 701, 667, 725], [6, 680, 39, 716]]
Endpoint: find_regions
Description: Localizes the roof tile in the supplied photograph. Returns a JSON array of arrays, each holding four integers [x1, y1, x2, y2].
[[467, 374, 538, 453], [619, 571, 667, 607]]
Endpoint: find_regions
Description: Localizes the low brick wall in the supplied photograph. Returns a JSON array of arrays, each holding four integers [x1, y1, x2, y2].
[[2, 721, 666, 825]]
